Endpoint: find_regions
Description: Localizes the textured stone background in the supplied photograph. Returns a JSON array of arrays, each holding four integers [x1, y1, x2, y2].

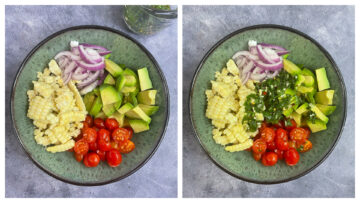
[[5, 5, 177, 198], [183, 5, 354, 198]]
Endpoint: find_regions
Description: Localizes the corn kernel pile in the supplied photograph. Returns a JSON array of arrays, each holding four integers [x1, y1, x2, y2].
[[205, 59, 261, 152], [27, 60, 87, 153]]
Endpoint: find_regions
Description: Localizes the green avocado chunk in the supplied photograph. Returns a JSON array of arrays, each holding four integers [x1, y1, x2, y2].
[[303, 75, 315, 87], [99, 84, 122, 106], [137, 90, 157, 105], [138, 104, 159, 116], [115, 75, 126, 92], [309, 103, 329, 123], [129, 119, 150, 133], [283, 59, 302, 75], [105, 59, 123, 77], [290, 112, 302, 126], [118, 102, 134, 114], [297, 86, 314, 94], [307, 119, 327, 133], [296, 103, 309, 114], [103, 74, 115, 85], [125, 105, 152, 123], [121, 86, 137, 93], [138, 67, 153, 91], [315, 104, 336, 116], [124, 75, 137, 86], [102, 103, 117, 117], [315, 67, 330, 91], [315, 90, 334, 105], [83, 91, 96, 112], [89, 96, 103, 117]]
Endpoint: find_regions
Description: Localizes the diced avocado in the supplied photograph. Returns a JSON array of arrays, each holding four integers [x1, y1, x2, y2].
[[110, 111, 125, 127], [123, 68, 140, 95], [99, 84, 122, 106], [113, 100, 122, 110], [283, 59, 302, 75], [124, 75, 137, 86], [309, 103, 329, 123], [315, 67, 330, 91], [306, 93, 316, 104], [315, 104, 336, 116], [296, 103, 309, 114], [138, 67, 153, 91], [315, 90, 334, 105], [137, 90, 157, 105], [103, 74, 115, 85], [121, 86, 137, 93], [290, 112, 302, 126], [303, 75, 315, 87], [83, 91, 96, 112], [118, 102, 134, 114], [95, 111, 107, 120], [125, 105, 152, 123], [129, 119, 150, 133], [295, 75, 305, 86], [93, 87, 100, 97], [105, 59, 123, 77], [283, 106, 294, 117], [89, 96, 103, 117], [297, 86, 314, 94], [301, 68, 316, 78], [306, 119, 327, 133], [102, 103, 117, 117], [285, 88, 296, 95], [115, 75, 126, 92], [123, 68, 137, 77], [128, 93, 138, 106]]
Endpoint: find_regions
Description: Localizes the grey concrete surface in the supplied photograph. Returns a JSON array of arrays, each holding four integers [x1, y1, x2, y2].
[[183, 5, 354, 198], [5, 5, 177, 198]]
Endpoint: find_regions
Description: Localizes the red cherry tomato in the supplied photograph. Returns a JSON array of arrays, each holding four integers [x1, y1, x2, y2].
[[94, 118, 105, 128], [96, 149, 106, 161], [124, 127, 134, 140], [259, 122, 268, 132], [252, 138, 267, 154], [106, 149, 122, 167], [97, 129, 111, 142], [110, 140, 120, 151], [83, 154, 90, 167], [119, 140, 136, 154], [276, 139, 289, 151], [260, 127, 276, 143], [290, 127, 308, 144], [105, 118, 119, 131], [74, 139, 89, 155], [284, 148, 300, 166], [274, 149, 284, 160], [74, 133, 83, 142], [304, 128, 311, 139], [112, 128, 130, 143], [285, 119, 297, 131], [93, 126, 100, 132], [267, 141, 277, 151], [253, 151, 262, 161], [85, 115, 93, 127], [86, 152, 100, 167], [288, 140, 297, 149], [88, 142, 98, 151], [98, 139, 112, 151], [262, 152, 278, 166], [275, 128, 289, 150], [297, 139, 313, 153], [81, 122, 90, 134], [74, 153, 84, 162], [82, 128, 97, 143], [276, 128, 288, 141]]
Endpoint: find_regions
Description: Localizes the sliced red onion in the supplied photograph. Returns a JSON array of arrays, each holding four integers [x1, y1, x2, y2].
[[253, 58, 283, 71], [54, 51, 81, 61], [79, 80, 98, 95], [250, 72, 267, 81], [242, 61, 255, 75], [58, 57, 68, 69], [232, 51, 259, 61], [235, 57, 246, 69], [249, 46, 257, 55], [78, 45, 102, 64], [266, 70, 280, 78], [258, 43, 287, 51], [242, 72, 251, 84], [72, 67, 89, 81], [98, 71, 107, 85], [276, 50, 290, 56], [64, 61, 77, 74], [98, 50, 112, 56], [62, 72, 72, 85], [80, 43, 108, 51], [76, 58, 105, 71], [263, 48, 281, 63], [256, 45, 279, 64], [71, 47, 80, 55], [77, 71, 100, 88]]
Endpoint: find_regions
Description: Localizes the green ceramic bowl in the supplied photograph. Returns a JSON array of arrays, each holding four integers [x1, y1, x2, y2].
[[11, 25, 169, 185], [190, 24, 347, 184]]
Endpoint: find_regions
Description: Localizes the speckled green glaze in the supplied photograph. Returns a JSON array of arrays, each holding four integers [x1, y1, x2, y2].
[[190, 25, 346, 184], [11, 26, 168, 185]]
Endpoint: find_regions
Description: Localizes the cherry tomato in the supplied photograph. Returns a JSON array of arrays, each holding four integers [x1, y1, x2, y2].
[[276, 128, 288, 141], [124, 127, 134, 140], [276, 139, 289, 151], [112, 128, 130, 143], [274, 149, 284, 160], [262, 152, 278, 166], [74, 139, 89, 155], [88, 142, 98, 151], [260, 127, 276, 143], [253, 151, 262, 161], [81, 122, 90, 134], [119, 140, 136, 154], [74, 133, 83, 142], [273, 120, 284, 129], [261, 155, 270, 166], [82, 128, 97, 143], [83, 154, 90, 167], [304, 128, 311, 140], [284, 148, 300, 166], [93, 126, 100, 132], [68, 147, 74, 152], [105, 118, 119, 131], [106, 149, 122, 167], [297, 139, 312, 153], [98, 139, 112, 151], [289, 127, 307, 144], [86, 152, 100, 167], [97, 129, 111, 142], [110, 140, 120, 151], [267, 141, 277, 151], [96, 149, 106, 161], [94, 118, 105, 128], [252, 138, 267, 154], [259, 122, 268, 132], [288, 140, 297, 149], [284, 119, 297, 131], [85, 115, 93, 127], [275, 128, 289, 151], [74, 153, 83, 162]]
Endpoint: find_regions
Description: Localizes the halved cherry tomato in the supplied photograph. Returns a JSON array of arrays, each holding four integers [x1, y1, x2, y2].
[[276, 139, 289, 151], [284, 148, 300, 166], [252, 138, 267, 154], [288, 140, 297, 149], [96, 149, 106, 161], [119, 140, 136, 154], [260, 127, 276, 143], [81, 122, 90, 134], [105, 118, 119, 131], [297, 139, 312, 153], [93, 126, 100, 132], [124, 127, 134, 140], [74, 153, 83, 162], [86, 152, 100, 167], [267, 141, 277, 151], [112, 128, 130, 143], [94, 118, 105, 128], [284, 119, 297, 131], [85, 115, 93, 127], [97, 129, 110, 142], [110, 140, 120, 151], [274, 149, 284, 160], [74, 139, 89, 155], [83, 154, 90, 167], [88, 142, 98, 151], [106, 149, 122, 167], [275, 128, 289, 151], [276, 128, 288, 141], [262, 152, 278, 166], [289, 127, 307, 144], [98, 139, 112, 151], [253, 151, 262, 161], [82, 128, 97, 143]]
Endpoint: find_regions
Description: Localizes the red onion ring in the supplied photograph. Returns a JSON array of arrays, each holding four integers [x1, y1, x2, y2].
[[64, 61, 77, 74], [79, 80, 99, 95], [54, 51, 81, 61], [77, 71, 100, 88], [253, 58, 283, 71], [78, 45, 102, 64], [76, 58, 105, 71], [72, 67, 89, 81], [232, 51, 259, 61]]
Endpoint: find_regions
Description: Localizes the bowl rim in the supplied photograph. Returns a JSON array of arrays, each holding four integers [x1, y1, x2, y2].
[[10, 25, 170, 186], [189, 24, 347, 184]]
